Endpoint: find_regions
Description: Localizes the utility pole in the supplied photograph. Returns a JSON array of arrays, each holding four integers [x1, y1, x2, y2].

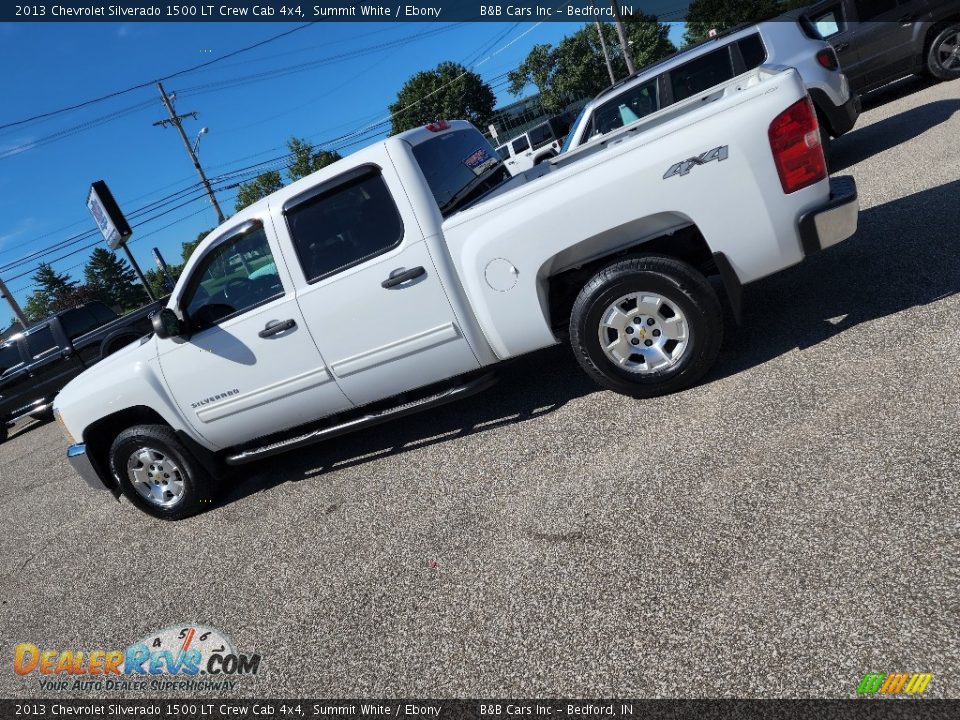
[[153, 81, 225, 225], [0, 276, 28, 329], [595, 21, 617, 85], [609, 0, 637, 75]]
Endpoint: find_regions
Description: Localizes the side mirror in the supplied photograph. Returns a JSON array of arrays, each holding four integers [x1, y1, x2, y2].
[[152, 308, 185, 340]]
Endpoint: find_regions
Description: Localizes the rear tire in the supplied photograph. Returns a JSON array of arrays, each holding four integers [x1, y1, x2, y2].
[[927, 24, 960, 81], [109, 424, 216, 520], [569, 256, 723, 398], [0, 424, 7, 444]]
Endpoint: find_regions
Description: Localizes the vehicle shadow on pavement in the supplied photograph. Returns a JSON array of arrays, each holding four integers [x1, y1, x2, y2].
[[220, 345, 598, 505], [859, 75, 940, 112], [708, 178, 960, 382], [832, 96, 959, 171]]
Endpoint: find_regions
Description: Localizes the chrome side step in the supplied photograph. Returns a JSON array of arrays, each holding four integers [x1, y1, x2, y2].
[[224, 373, 497, 466]]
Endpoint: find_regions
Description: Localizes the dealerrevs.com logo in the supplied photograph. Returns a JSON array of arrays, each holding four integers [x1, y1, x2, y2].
[[14, 624, 261, 693], [856, 672, 933, 696]]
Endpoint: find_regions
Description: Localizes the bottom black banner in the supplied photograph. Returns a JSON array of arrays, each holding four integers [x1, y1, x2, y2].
[[1, 700, 956, 720]]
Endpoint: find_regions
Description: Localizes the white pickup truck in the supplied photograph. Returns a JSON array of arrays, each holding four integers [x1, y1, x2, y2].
[[55, 65, 859, 519]]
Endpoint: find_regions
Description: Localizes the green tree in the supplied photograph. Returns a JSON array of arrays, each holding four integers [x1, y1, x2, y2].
[[50, 284, 104, 314], [83, 247, 143, 311], [234, 170, 283, 213], [181, 229, 213, 264], [389, 61, 496, 135], [621, 13, 677, 69], [683, 0, 781, 46], [144, 265, 182, 299], [287, 137, 341, 182], [23, 263, 77, 321], [233, 138, 342, 212], [508, 16, 675, 113]]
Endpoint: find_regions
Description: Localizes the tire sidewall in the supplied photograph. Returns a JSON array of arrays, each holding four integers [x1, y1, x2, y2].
[[110, 427, 205, 520], [575, 266, 717, 396], [928, 25, 960, 80]]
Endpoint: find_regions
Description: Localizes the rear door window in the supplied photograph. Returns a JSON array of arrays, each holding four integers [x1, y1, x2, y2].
[[0, 343, 22, 375], [511, 135, 530, 154], [670, 47, 736, 102], [739, 34, 767, 70], [527, 123, 555, 150], [26, 325, 57, 358], [591, 78, 660, 137], [286, 170, 404, 283]]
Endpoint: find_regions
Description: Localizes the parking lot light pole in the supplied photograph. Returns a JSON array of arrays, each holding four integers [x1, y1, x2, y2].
[[154, 81, 226, 225], [0, 276, 28, 328], [595, 21, 617, 85], [609, 0, 636, 75]]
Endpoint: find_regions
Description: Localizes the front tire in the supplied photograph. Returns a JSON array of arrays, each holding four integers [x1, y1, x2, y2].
[[927, 24, 960, 81], [569, 256, 723, 398], [109, 424, 215, 520]]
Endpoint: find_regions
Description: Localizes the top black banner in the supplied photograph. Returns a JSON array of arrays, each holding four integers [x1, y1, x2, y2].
[[4, 0, 694, 22]]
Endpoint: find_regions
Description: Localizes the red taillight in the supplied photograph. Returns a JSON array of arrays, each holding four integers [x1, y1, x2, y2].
[[425, 120, 450, 132], [816, 48, 839, 70], [768, 96, 827, 194]]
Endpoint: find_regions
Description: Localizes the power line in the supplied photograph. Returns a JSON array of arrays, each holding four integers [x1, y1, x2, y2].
[[0, 23, 317, 132], [2, 23, 536, 287]]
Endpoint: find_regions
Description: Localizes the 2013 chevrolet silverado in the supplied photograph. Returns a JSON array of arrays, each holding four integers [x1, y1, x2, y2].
[[54, 65, 859, 519]]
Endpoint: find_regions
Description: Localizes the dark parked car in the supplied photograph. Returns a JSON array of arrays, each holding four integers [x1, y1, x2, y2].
[[800, 0, 960, 92], [0, 300, 163, 443]]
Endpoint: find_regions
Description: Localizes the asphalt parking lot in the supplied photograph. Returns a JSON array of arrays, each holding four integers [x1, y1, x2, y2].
[[1, 76, 958, 700]]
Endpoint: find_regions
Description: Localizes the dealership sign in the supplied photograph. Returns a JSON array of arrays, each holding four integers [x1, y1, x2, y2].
[[87, 180, 132, 250]]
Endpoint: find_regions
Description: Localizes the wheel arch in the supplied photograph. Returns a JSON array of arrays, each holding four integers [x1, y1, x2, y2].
[[82, 406, 222, 492], [82, 406, 169, 492], [542, 222, 738, 334], [533, 150, 558, 165]]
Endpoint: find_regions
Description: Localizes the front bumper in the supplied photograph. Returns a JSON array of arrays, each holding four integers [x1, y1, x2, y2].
[[67, 443, 111, 491], [799, 176, 859, 256]]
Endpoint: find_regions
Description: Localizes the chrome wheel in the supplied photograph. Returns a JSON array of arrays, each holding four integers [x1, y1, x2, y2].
[[937, 31, 960, 70], [597, 291, 690, 374], [126, 447, 186, 508]]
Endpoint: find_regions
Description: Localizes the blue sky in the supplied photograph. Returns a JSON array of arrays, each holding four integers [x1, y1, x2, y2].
[[0, 20, 684, 316]]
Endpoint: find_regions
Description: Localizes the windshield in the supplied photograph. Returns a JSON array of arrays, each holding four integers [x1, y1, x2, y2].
[[560, 107, 588, 154], [411, 128, 509, 217]]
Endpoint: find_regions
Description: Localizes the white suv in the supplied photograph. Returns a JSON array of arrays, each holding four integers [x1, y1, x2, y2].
[[562, 18, 860, 157], [496, 117, 567, 175]]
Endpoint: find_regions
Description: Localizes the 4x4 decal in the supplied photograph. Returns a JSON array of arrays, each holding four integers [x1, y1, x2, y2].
[[663, 145, 729, 179]]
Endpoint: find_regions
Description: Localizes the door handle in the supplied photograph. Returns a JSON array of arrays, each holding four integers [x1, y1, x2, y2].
[[258, 319, 297, 338], [834, 41, 849, 52], [381, 266, 426, 288]]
